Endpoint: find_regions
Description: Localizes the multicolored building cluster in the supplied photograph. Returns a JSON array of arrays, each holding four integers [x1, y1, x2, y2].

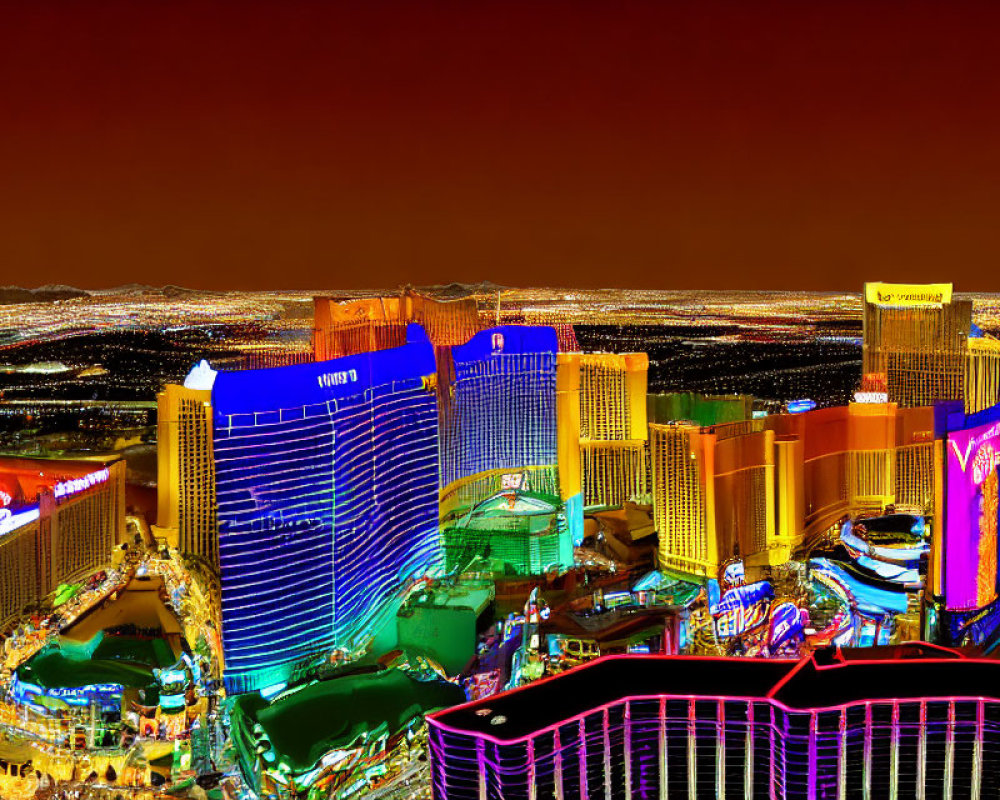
[[148, 283, 1000, 687], [139, 280, 1000, 798]]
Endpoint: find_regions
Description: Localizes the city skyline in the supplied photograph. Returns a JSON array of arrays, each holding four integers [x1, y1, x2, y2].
[[1, 279, 999, 798], [2, 2, 999, 795]]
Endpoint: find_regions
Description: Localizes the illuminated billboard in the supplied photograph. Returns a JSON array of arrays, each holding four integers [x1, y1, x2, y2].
[[944, 418, 1000, 611], [864, 281, 953, 307]]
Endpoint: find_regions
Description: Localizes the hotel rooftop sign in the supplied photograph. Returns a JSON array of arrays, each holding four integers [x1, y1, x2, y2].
[[865, 281, 953, 307]]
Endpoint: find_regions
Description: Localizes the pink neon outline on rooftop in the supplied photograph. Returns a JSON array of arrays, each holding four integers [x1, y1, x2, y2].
[[428, 644, 1000, 746]]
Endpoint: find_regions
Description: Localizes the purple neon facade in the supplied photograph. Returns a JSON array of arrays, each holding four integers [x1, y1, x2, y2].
[[944, 419, 1000, 611], [428, 649, 1000, 799]]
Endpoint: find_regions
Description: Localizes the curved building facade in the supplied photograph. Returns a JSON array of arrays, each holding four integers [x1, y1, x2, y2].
[[213, 325, 441, 694], [437, 326, 578, 574], [439, 327, 562, 516]]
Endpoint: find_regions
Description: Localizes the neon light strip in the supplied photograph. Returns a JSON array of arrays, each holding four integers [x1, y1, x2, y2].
[[917, 701, 927, 800], [658, 697, 666, 800], [686, 699, 696, 800], [973, 699, 984, 800], [435, 698, 999, 799], [623, 701, 631, 800], [53, 467, 109, 499], [715, 700, 725, 800], [944, 701, 955, 800], [837, 707, 847, 800], [746, 702, 755, 800]]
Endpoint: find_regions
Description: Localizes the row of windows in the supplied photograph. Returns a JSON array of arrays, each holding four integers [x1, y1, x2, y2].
[[863, 303, 970, 408], [215, 381, 440, 693], [650, 426, 710, 576], [579, 361, 631, 441], [178, 396, 218, 565], [0, 481, 119, 630], [966, 348, 1000, 415], [0, 526, 41, 630], [440, 352, 558, 491], [580, 442, 648, 508], [57, 491, 115, 584]]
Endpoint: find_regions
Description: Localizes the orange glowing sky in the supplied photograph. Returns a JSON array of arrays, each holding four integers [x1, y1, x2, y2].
[[2, 2, 999, 291]]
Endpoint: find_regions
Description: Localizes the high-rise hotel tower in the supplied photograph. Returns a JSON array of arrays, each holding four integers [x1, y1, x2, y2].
[[574, 352, 649, 509], [212, 325, 441, 693], [437, 326, 580, 573], [862, 282, 971, 408], [156, 381, 218, 568]]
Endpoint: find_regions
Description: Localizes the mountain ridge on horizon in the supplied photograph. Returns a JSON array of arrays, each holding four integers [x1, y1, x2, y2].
[[4, 282, 996, 306]]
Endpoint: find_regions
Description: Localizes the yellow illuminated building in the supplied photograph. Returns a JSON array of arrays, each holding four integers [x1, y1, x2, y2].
[[864, 281, 1000, 415], [0, 522, 44, 632], [649, 422, 712, 578], [0, 456, 125, 630], [650, 403, 936, 580], [156, 384, 217, 568], [650, 420, 775, 579], [965, 336, 1000, 415], [564, 352, 649, 508], [579, 441, 647, 509], [863, 281, 971, 408], [578, 353, 647, 441]]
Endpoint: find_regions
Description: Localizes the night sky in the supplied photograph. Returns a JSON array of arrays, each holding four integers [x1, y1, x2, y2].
[[3, 2, 999, 291]]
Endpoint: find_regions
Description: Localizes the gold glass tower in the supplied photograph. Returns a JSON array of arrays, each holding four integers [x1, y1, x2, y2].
[[572, 352, 649, 508], [313, 290, 482, 361], [650, 420, 777, 578], [156, 384, 218, 568], [862, 282, 970, 408]]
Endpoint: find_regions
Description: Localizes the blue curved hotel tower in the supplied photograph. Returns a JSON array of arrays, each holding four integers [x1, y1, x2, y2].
[[440, 325, 559, 489], [212, 325, 440, 694]]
